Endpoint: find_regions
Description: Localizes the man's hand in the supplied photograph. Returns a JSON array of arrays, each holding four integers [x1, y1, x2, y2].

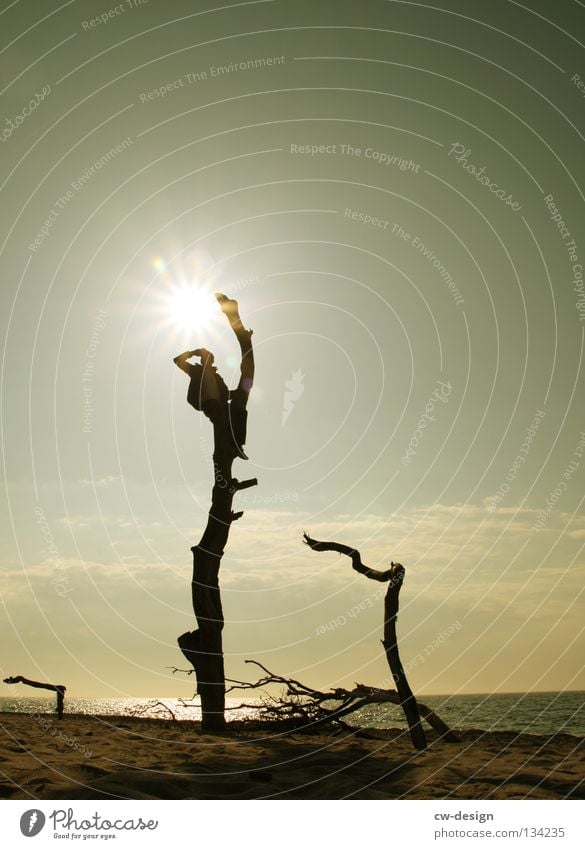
[[192, 348, 215, 365], [173, 350, 195, 374]]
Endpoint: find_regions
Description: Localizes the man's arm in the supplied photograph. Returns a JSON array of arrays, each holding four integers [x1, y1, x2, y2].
[[174, 349, 216, 374], [173, 350, 196, 374]]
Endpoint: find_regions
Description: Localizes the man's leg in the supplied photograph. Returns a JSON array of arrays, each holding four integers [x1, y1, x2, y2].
[[202, 398, 231, 472], [215, 294, 254, 456]]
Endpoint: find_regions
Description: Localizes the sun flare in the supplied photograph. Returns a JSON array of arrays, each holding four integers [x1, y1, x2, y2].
[[166, 285, 218, 332]]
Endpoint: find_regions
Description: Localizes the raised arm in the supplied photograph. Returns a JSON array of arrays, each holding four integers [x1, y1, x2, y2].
[[173, 350, 196, 374], [174, 349, 216, 374]]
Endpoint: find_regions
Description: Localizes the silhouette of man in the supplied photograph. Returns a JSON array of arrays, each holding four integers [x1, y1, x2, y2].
[[174, 293, 254, 462]]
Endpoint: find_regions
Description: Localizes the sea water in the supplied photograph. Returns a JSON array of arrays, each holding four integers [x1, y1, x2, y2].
[[1, 691, 584, 736]]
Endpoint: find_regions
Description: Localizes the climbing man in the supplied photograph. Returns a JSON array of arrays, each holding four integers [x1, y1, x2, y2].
[[173, 292, 254, 464]]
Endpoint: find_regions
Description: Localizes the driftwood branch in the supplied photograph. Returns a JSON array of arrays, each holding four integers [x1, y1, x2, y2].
[[303, 533, 395, 582], [4, 675, 66, 719], [302, 535, 429, 750], [225, 661, 458, 741], [166, 666, 195, 676], [128, 700, 178, 723]]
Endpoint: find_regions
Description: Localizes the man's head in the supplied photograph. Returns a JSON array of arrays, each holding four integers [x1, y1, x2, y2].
[[192, 348, 214, 366]]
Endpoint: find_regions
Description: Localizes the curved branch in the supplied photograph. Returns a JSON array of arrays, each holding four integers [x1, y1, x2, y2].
[[4, 676, 65, 693], [302, 537, 427, 750], [302, 533, 397, 582]]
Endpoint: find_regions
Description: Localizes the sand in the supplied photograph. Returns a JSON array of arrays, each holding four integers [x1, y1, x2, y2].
[[0, 712, 583, 800]]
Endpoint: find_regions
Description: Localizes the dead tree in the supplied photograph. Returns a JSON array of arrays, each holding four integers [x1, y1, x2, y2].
[[302, 534, 428, 750], [175, 294, 256, 732], [4, 676, 66, 719], [226, 660, 458, 741]]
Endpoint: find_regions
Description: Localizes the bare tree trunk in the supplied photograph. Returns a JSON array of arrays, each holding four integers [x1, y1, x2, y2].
[[303, 535, 427, 750], [178, 474, 256, 731], [4, 676, 66, 719], [382, 564, 427, 750], [178, 297, 256, 733]]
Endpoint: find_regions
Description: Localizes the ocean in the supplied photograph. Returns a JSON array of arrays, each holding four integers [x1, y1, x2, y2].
[[1, 691, 584, 736]]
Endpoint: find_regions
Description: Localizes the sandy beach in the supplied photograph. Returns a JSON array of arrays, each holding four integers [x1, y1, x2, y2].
[[0, 713, 583, 800]]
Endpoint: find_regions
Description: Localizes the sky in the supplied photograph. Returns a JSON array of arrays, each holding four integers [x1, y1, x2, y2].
[[1, 0, 584, 701]]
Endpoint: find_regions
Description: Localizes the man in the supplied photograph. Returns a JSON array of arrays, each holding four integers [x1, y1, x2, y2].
[[173, 292, 254, 462]]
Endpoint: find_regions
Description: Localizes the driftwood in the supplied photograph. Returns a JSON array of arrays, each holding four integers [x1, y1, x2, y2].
[[176, 294, 256, 732], [128, 699, 178, 723], [226, 660, 458, 741], [302, 535, 432, 750], [4, 676, 66, 719]]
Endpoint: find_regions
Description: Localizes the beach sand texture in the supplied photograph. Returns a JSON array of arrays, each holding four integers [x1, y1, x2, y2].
[[1, 714, 584, 800]]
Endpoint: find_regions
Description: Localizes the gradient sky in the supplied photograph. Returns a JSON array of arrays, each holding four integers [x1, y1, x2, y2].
[[1, 0, 584, 701]]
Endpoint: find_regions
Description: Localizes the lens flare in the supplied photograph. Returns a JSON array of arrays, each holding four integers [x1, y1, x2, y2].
[[166, 285, 217, 332]]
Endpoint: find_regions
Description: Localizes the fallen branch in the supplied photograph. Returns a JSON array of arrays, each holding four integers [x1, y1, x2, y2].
[[225, 660, 458, 741], [127, 700, 178, 723], [4, 675, 66, 720]]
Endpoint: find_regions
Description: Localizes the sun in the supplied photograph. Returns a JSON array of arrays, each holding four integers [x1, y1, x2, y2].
[[150, 250, 221, 336], [166, 284, 218, 332]]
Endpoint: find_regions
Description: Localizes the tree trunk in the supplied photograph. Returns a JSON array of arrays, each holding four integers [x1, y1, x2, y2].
[[178, 474, 256, 731], [382, 565, 427, 750], [177, 297, 255, 733]]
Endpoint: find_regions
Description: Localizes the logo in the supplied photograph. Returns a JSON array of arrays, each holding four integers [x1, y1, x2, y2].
[[282, 368, 304, 425], [20, 810, 46, 837]]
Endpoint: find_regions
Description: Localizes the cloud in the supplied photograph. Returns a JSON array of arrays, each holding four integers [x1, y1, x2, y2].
[[4, 501, 584, 625]]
